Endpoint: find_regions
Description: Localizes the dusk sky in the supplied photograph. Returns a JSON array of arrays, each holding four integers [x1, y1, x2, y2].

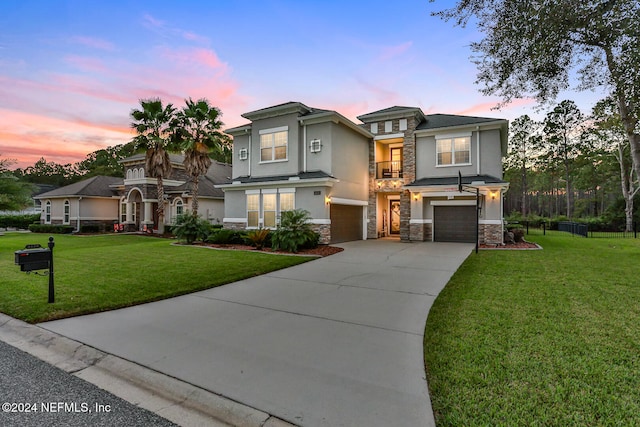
[[1, 0, 607, 169]]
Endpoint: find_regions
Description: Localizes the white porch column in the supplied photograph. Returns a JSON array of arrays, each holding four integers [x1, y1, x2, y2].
[[126, 202, 133, 223], [144, 202, 153, 223]]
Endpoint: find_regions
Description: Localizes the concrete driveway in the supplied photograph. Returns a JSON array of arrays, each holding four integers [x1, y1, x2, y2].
[[40, 239, 473, 427]]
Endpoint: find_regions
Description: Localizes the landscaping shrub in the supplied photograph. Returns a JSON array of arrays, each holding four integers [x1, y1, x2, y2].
[[0, 214, 41, 229], [172, 213, 210, 244], [206, 228, 246, 245], [246, 228, 271, 250], [271, 209, 319, 253], [28, 224, 74, 234], [80, 224, 101, 233]]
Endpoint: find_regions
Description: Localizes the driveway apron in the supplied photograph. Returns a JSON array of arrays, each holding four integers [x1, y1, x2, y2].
[[40, 240, 473, 427]]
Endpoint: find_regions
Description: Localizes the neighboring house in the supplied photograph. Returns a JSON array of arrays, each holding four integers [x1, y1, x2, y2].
[[220, 102, 509, 244], [34, 154, 231, 232]]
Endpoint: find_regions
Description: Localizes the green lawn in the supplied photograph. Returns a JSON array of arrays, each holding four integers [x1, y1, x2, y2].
[[1, 233, 312, 323], [425, 233, 640, 426]]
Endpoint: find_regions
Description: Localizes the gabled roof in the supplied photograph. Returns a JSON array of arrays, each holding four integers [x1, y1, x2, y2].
[[168, 161, 232, 199], [357, 106, 425, 123], [34, 176, 123, 199], [226, 101, 372, 138]]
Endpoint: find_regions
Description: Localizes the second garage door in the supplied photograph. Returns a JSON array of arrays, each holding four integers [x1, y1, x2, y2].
[[433, 205, 477, 243], [330, 204, 363, 243]]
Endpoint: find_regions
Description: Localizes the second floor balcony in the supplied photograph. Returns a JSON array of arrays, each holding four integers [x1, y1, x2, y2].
[[376, 160, 403, 179]]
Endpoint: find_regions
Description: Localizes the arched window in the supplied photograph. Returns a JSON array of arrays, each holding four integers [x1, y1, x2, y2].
[[133, 169, 139, 179], [45, 201, 51, 224], [139, 168, 145, 178], [126, 169, 132, 179], [63, 200, 70, 224], [175, 199, 184, 216]]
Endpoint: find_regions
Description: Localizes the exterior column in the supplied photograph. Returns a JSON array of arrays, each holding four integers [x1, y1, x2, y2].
[[143, 202, 153, 223], [126, 202, 133, 223]]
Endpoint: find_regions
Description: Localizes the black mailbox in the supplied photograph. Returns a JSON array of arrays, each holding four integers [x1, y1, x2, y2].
[[14, 248, 51, 272]]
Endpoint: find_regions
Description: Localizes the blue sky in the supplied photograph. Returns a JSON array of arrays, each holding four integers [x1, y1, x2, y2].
[[0, 0, 606, 168]]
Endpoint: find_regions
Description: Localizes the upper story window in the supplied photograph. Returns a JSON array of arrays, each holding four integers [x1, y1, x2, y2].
[[436, 135, 471, 166], [259, 126, 288, 162]]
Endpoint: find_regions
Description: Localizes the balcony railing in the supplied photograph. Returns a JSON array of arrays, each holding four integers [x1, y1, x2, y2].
[[376, 160, 403, 179]]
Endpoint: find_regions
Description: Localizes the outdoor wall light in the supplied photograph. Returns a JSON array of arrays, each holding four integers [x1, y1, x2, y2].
[[325, 196, 332, 204], [376, 181, 382, 188], [490, 190, 498, 200], [413, 193, 420, 201]]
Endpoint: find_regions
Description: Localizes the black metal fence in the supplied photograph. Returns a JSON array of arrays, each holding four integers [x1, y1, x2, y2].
[[516, 221, 638, 238]]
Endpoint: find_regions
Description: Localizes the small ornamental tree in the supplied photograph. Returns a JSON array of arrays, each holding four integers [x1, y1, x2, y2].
[[271, 209, 319, 253], [172, 212, 209, 244]]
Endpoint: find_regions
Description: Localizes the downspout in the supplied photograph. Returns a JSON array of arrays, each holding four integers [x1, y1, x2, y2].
[[303, 123, 307, 173], [247, 129, 252, 177], [476, 126, 481, 175]]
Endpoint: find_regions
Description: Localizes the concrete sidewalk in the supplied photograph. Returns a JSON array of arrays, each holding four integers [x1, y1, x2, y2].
[[38, 239, 473, 426]]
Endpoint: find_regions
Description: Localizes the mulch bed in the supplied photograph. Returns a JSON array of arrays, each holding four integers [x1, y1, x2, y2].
[[190, 242, 344, 257], [479, 240, 541, 250]]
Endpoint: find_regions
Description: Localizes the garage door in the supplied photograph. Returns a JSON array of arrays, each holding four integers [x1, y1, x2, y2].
[[433, 205, 477, 243], [330, 204, 363, 243]]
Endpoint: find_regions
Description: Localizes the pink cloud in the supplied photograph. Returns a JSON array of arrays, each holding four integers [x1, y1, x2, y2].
[[456, 98, 536, 117]]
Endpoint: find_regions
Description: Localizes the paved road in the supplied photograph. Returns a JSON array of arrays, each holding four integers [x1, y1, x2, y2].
[[0, 340, 176, 427], [41, 240, 473, 426]]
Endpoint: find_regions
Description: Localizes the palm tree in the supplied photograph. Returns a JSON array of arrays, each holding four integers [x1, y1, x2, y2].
[[130, 98, 178, 232], [177, 98, 224, 216]]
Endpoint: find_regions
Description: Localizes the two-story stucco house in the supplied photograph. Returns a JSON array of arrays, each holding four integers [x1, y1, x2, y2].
[[220, 102, 509, 245]]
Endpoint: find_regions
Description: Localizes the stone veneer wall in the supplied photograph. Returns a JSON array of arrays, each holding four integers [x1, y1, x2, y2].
[[310, 223, 331, 244], [363, 115, 418, 241], [222, 221, 246, 231], [409, 222, 425, 241], [481, 223, 503, 245]]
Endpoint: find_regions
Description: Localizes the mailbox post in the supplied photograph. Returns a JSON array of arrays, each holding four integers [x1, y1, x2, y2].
[[14, 236, 56, 303], [48, 237, 55, 303]]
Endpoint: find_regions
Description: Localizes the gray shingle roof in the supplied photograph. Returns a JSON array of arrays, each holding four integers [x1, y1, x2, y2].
[[406, 174, 507, 187], [232, 170, 334, 184], [34, 176, 123, 198], [417, 114, 505, 130], [169, 161, 232, 198]]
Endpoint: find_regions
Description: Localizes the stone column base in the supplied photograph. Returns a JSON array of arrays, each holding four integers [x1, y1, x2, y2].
[[480, 223, 503, 245], [310, 224, 331, 245]]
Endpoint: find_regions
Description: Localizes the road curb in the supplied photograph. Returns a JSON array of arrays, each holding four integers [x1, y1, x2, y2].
[[0, 313, 297, 427]]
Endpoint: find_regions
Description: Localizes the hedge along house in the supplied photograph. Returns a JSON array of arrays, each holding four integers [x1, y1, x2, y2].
[[34, 154, 231, 232], [220, 102, 509, 245]]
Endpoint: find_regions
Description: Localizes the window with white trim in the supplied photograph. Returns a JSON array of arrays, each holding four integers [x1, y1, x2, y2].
[[63, 200, 70, 224], [436, 136, 471, 166], [120, 200, 127, 223], [175, 199, 184, 216], [247, 194, 259, 227], [45, 201, 51, 224], [280, 193, 294, 213], [260, 128, 288, 162], [263, 193, 277, 228]]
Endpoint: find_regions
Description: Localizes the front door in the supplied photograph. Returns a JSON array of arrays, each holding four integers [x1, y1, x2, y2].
[[390, 200, 401, 234]]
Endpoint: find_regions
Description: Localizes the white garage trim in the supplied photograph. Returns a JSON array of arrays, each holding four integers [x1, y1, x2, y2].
[[479, 219, 502, 225], [330, 197, 368, 206], [430, 200, 477, 206]]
